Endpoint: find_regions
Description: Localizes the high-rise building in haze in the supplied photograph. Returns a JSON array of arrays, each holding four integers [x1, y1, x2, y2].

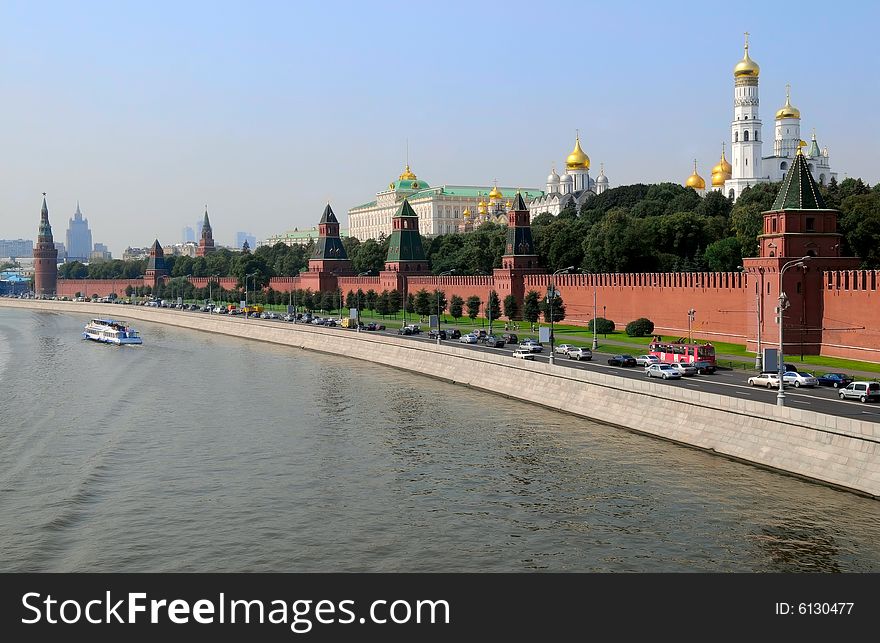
[[235, 231, 255, 250], [182, 226, 195, 243], [196, 220, 204, 239], [65, 202, 92, 262], [0, 239, 33, 258]]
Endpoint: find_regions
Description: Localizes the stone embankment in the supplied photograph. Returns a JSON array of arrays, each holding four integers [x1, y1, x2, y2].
[[4, 299, 879, 498]]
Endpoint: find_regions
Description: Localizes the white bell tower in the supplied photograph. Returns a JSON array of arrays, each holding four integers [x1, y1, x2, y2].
[[725, 33, 767, 200]]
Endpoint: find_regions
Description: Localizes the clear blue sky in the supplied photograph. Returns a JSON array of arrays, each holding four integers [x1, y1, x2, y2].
[[1, 0, 877, 255]]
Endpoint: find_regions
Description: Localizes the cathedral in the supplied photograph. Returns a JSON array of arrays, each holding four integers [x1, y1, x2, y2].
[[686, 34, 835, 199], [528, 133, 609, 217]]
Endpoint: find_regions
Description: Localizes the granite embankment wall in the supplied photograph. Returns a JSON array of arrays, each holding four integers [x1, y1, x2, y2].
[[3, 298, 879, 498]]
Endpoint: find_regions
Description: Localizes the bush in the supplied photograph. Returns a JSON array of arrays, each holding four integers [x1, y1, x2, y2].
[[587, 317, 615, 334], [625, 317, 654, 337]]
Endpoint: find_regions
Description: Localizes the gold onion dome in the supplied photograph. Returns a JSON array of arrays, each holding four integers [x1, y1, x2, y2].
[[489, 185, 503, 200], [565, 134, 590, 170], [462, 207, 471, 218], [775, 85, 801, 120], [733, 34, 760, 78], [398, 164, 417, 181], [711, 145, 732, 186], [685, 160, 706, 190]]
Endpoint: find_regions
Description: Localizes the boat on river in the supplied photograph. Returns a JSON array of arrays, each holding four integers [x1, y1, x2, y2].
[[82, 318, 143, 345]]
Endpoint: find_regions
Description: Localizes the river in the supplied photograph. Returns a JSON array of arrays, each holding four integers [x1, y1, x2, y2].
[[1, 307, 879, 572]]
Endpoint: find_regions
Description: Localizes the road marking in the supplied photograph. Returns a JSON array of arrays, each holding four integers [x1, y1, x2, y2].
[[861, 411, 880, 416]]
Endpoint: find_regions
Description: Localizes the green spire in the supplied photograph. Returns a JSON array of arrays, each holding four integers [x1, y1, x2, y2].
[[38, 194, 53, 241], [771, 148, 827, 210], [386, 199, 426, 263]]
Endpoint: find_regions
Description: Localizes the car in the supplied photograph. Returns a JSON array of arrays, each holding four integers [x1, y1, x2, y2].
[[692, 360, 716, 374], [635, 354, 660, 367], [512, 348, 535, 360], [607, 354, 637, 367], [782, 371, 819, 388], [302, 314, 314, 323], [748, 372, 784, 388], [324, 319, 337, 327], [555, 344, 575, 355], [260, 312, 271, 319], [838, 382, 880, 403], [397, 326, 413, 335], [428, 329, 448, 340], [519, 340, 543, 353], [567, 347, 592, 361], [817, 373, 853, 388], [485, 335, 505, 348], [502, 333, 518, 344], [448, 329, 461, 339], [667, 362, 697, 376], [283, 313, 295, 322], [406, 324, 422, 334], [646, 364, 683, 380], [459, 333, 478, 344]]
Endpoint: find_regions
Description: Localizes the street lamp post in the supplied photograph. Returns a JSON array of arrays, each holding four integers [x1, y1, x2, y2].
[[355, 271, 373, 332], [602, 305, 607, 338], [592, 285, 598, 350], [548, 266, 574, 365], [687, 308, 696, 345], [245, 272, 257, 318], [776, 257, 810, 407], [437, 270, 455, 344]]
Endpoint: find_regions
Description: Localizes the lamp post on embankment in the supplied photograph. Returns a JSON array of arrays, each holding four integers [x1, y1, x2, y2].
[[548, 266, 574, 366], [777, 257, 810, 407], [437, 270, 455, 344]]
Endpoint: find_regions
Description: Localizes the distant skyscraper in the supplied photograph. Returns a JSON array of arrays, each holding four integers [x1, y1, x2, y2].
[[235, 231, 256, 250], [65, 202, 93, 262], [196, 220, 204, 239], [0, 239, 34, 258], [182, 226, 195, 243]]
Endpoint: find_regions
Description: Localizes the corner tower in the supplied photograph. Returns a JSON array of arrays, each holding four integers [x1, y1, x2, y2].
[[33, 194, 58, 297]]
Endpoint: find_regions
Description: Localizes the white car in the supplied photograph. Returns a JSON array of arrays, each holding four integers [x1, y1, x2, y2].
[[635, 354, 660, 367], [555, 344, 575, 355], [782, 371, 818, 388], [668, 362, 697, 376], [519, 341, 543, 353], [459, 334, 478, 344], [567, 347, 592, 361], [645, 364, 682, 380], [748, 372, 785, 388], [512, 348, 536, 360]]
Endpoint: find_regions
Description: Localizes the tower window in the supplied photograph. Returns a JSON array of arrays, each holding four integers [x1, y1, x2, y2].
[[797, 282, 802, 294], [735, 132, 739, 143], [819, 174, 826, 185], [754, 130, 759, 141], [780, 161, 787, 171], [744, 131, 749, 142], [772, 219, 777, 232], [806, 217, 815, 232]]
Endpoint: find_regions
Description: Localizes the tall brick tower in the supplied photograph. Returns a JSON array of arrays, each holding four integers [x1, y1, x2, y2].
[[383, 199, 428, 274], [300, 203, 353, 293], [742, 147, 859, 357], [196, 207, 216, 256], [494, 192, 541, 307], [33, 194, 58, 297], [144, 239, 169, 291]]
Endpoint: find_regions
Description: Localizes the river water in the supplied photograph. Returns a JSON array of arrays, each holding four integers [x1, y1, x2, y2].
[[1, 307, 879, 572]]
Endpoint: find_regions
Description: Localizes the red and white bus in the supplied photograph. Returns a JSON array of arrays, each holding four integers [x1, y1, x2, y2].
[[648, 342, 717, 373]]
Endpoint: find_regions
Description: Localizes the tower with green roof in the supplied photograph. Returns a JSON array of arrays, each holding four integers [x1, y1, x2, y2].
[[493, 192, 542, 310], [384, 199, 429, 274], [308, 204, 352, 275], [144, 239, 169, 290]]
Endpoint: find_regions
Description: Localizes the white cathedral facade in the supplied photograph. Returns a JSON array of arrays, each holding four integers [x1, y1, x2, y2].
[[528, 134, 608, 217], [686, 34, 835, 199]]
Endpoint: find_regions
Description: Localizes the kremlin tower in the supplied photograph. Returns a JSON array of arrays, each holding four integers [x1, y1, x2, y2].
[[196, 207, 216, 256], [33, 194, 58, 297]]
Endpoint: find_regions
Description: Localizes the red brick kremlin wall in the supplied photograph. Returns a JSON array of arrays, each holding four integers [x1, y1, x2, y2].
[[56, 279, 145, 297], [820, 270, 880, 361]]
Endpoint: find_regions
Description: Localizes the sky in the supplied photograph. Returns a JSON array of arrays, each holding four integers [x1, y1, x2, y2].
[[1, 0, 878, 255]]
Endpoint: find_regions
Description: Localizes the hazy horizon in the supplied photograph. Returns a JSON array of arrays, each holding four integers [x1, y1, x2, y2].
[[1, 0, 877, 256]]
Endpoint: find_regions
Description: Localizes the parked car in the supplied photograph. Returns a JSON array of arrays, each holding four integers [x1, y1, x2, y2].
[[646, 364, 683, 380], [667, 362, 697, 376], [782, 371, 819, 388], [567, 347, 592, 361], [448, 329, 461, 339], [635, 354, 660, 367], [283, 313, 295, 321], [397, 326, 413, 335], [428, 329, 448, 340], [512, 348, 536, 360], [406, 324, 422, 334], [459, 333, 478, 344], [692, 360, 716, 374], [817, 373, 853, 388], [325, 319, 337, 327], [502, 333, 518, 344], [519, 340, 543, 353], [838, 382, 880, 403], [555, 343, 575, 355], [365, 322, 386, 331], [748, 372, 784, 388], [607, 354, 637, 367], [485, 335, 505, 348]]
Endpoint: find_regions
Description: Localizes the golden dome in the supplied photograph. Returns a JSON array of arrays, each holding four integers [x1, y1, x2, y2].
[[398, 164, 417, 181], [775, 85, 800, 120], [733, 33, 760, 78], [462, 208, 471, 218], [685, 160, 706, 190], [710, 144, 732, 186], [488, 184, 503, 200], [506, 199, 512, 209], [565, 133, 590, 170], [478, 199, 487, 214]]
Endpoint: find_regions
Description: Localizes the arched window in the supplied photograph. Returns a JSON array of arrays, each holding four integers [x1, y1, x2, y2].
[[728, 189, 735, 199], [734, 132, 739, 143], [744, 131, 749, 142], [806, 249, 817, 257], [819, 174, 826, 185], [754, 130, 759, 141], [769, 251, 775, 257], [780, 161, 787, 171], [772, 219, 777, 232]]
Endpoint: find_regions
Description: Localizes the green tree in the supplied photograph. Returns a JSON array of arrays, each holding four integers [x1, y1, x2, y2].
[[540, 293, 565, 323], [626, 317, 655, 337], [466, 295, 482, 322], [503, 294, 519, 320], [376, 290, 391, 317], [587, 317, 615, 334], [449, 295, 464, 321], [432, 290, 447, 319], [351, 238, 388, 274], [523, 291, 541, 324], [345, 290, 357, 309], [124, 285, 134, 297], [704, 237, 743, 272], [840, 192, 880, 267], [583, 209, 656, 273], [487, 290, 501, 325], [320, 291, 335, 312], [405, 293, 415, 314], [388, 289, 402, 315], [414, 289, 432, 317], [365, 289, 378, 311]]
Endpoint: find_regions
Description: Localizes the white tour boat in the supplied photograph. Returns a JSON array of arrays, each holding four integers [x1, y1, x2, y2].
[[82, 318, 143, 345]]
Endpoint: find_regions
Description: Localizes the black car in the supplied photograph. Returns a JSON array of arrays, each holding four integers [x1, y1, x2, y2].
[[448, 329, 461, 339], [428, 329, 447, 340], [397, 326, 413, 335], [485, 335, 505, 348], [607, 354, 637, 367], [817, 372, 853, 388], [502, 333, 518, 345]]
